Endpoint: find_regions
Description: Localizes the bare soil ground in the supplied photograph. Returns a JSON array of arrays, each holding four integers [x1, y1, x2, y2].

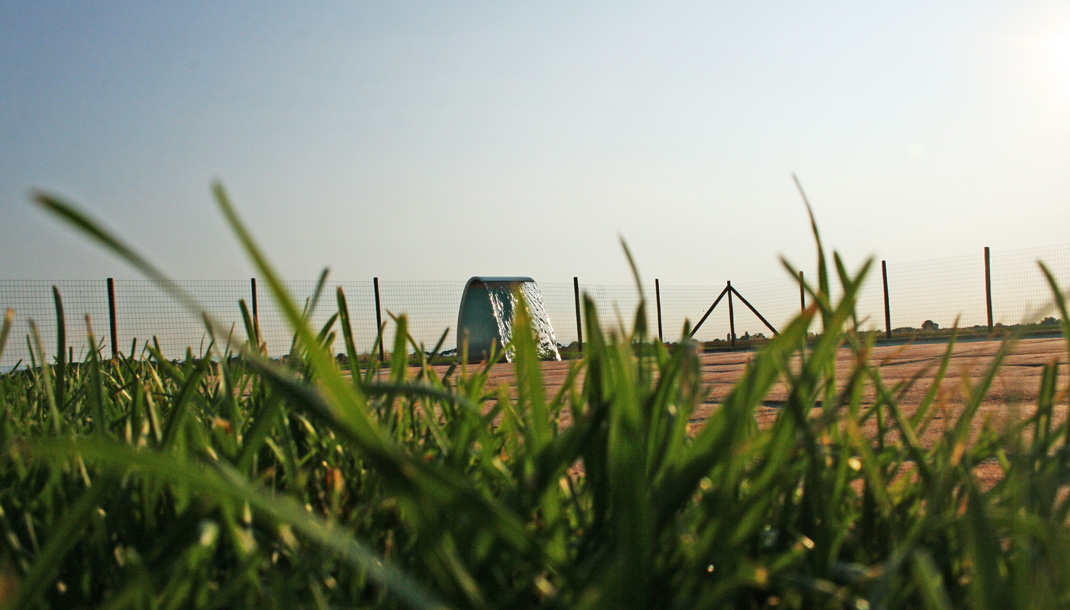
[[464, 336, 1070, 485]]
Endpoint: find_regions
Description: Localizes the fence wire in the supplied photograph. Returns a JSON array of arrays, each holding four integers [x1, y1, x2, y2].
[[990, 244, 1070, 326], [5, 243, 1070, 370], [0, 281, 110, 369]]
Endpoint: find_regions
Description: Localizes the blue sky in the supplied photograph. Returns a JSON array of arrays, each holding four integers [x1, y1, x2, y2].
[[2, 2, 1069, 286]]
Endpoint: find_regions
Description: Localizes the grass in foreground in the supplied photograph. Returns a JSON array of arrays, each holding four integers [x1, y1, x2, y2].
[[1, 185, 1070, 608]]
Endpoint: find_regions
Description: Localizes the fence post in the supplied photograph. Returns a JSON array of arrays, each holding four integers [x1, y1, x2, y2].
[[728, 284, 778, 336], [882, 260, 892, 340], [107, 278, 118, 360], [799, 271, 805, 312], [689, 284, 729, 339], [727, 280, 736, 348], [250, 278, 258, 321], [373, 277, 385, 362], [655, 279, 663, 343], [573, 277, 583, 354], [984, 246, 993, 334]]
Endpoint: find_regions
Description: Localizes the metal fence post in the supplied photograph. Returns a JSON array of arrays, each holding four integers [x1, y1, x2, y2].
[[689, 283, 729, 339], [250, 278, 258, 321], [984, 246, 993, 333], [373, 277, 384, 362], [573, 277, 583, 353], [655, 279, 663, 343], [107, 278, 118, 360], [728, 284, 778, 336], [727, 280, 736, 348], [882, 260, 892, 340]]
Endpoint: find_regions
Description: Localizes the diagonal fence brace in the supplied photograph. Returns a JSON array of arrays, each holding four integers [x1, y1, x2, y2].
[[689, 282, 779, 340]]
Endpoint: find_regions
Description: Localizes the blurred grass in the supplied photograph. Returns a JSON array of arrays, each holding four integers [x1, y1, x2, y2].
[[0, 184, 1068, 608]]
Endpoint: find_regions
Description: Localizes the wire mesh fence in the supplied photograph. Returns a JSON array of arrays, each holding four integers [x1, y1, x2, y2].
[[990, 244, 1070, 327], [4, 243, 1070, 371], [0, 280, 111, 369], [884, 254, 989, 332]]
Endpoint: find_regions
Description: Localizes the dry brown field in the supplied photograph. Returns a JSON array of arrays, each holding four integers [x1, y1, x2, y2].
[[463, 336, 1070, 483]]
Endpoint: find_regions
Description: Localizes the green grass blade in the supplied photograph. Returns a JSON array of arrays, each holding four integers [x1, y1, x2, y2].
[[793, 174, 830, 313], [1038, 262, 1070, 358], [25, 437, 454, 610], [212, 183, 386, 448], [34, 194, 173, 289], [28, 320, 62, 435], [0, 308, 13, 365], [239, 298, 259, 354], [0, 482, 108, 610], [51, 287, 66, 411], [910, 549, 954, 610], [85, 318, 108, 437], [159, 355, 211, 450], [336, 287, 363, 388]]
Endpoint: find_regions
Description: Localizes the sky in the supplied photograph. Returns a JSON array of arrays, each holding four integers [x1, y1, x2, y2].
[[2, 2, 1069, 288]]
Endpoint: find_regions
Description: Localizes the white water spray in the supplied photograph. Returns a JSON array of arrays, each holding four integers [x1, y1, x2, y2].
[[457, 277, 561, 363]]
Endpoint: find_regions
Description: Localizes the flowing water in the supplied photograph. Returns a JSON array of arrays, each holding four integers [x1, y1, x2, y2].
[[484, 281, 561, 362]]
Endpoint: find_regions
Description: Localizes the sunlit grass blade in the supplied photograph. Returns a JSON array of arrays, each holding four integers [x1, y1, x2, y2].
[[307, 267, 330, 321], [945, 337, 1014, 466], [33, 195, 226, 347], [27, 320, 61, 435], [911, 330, 958, 431], [388, 313, 410, 383], [1038, 263, 1070, 358], [34, 194, 173, 290], [212, 183, 383, 447], [84, 316, 108, 438], [793, 174, 830, 315], [158, 354, 211, 451], [0, 308, 13, 365], [336, 287, 363, 388], [511, 293, 550, 455], [243, 341, 533, 550]]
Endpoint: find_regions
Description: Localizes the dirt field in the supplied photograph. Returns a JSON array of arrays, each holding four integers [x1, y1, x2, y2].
[[469, 336, 1070, 482], [480, 336, 1066, 409]]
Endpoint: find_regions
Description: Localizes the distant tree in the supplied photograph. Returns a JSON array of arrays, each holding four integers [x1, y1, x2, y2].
[[922, 320, 939, 331], [1041, 316, 1060, 326]]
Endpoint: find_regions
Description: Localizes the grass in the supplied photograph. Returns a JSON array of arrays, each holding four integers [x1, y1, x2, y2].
[[1, 183, 1070, 608]]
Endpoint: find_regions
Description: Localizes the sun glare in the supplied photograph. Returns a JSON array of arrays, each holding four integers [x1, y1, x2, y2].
[[1046, 33, 1070, 92], [1008, 22, 1070, 127], [1014, 28, 1070, 93]]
